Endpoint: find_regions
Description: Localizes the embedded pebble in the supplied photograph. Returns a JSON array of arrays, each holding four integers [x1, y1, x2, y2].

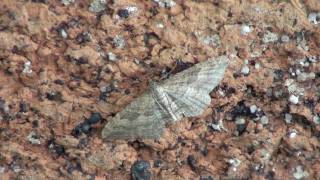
[[27, 131, 41, 145], [202, 34, 221, 47], [254, 63, 260, 69], [22, 61, 33, 74], [131, 160, 151, 180], [89, 0, 107, 13], [0, 166, 5, 173], [113, 35, 126, 49], [313, 115, 320, 124], [108, 52, 117, 61], [154, 0, 176, 8], [293, 165, 309, 179], [308, 12, 320, 25], [285, 113, 293, 123], [59, 28, 68, 39], [240, 24, 252, 35], [260, 115, 269, 125], [209, 119, 227, 132], [289, 129, 298, 138], [280, 35, 290, 42], [262, 31, 278, 43], [61, 0, 74, 6], [228, 158, 241, 172], [126, 6, 139, 14], [250, 105, 257, 114], [241, 65, 250, 75], [289, 95, 299, 104]]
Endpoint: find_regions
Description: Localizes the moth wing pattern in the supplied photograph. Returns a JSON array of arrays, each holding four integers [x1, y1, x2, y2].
[[159, 56, 229, 118], [102, 56, 229, 140], [101, 91, 170, 140]]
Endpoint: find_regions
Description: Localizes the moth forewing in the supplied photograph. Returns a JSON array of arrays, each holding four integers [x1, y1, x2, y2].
[[102, 56, 229, 140]]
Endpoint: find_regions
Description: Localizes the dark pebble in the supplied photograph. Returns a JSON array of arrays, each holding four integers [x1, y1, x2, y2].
[[230, 101, 251, 119], [200, 175, 214, 180], [54, 79, 65, 85], [153, 159, 162, 168], [46, 91, 63, 102], [76, 32, 91, 44], [31, 0, 48, 3], [273, 69, 285, 81], [201, 147, 208, 156], [86, 113, 102, 125], [131, 160, 151, 180], [19, 102, 28, 113], [117, 9, 130, 18], [48, 140, 65, 156], [236, 124, 247, 136], [71, 122, 91, 137], [187, 155, 197, 171]]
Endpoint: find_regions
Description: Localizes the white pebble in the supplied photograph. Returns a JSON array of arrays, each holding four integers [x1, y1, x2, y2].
[[262, 31, 278, 43], [228, 158, 241, 172], [289, 129, 298, 138], [23, 61, 32, 74], [289, 95, 299, 104], [126, 6, 138, 14], [313, 115, 320, 124], [285, 113, 293, 123], [281, 35, 290, 42], [293, 165, 309, 179], [260, 116, 269, 125], [250, 105, 257, 114], [254, 63, 260, 69], [240, 25, 252, 35], [113, 35, 126, 48], [59, 29, 68, 39], [308, 12, 320, 25], [108, 52, 117, 61], [241, 65, 250, 75], [202, 34, 221, 47], [61, 0, 74, 5], [156, 23, 164, 28], [235, 117, 246, 125], [0, 166, 5, 173], [89, 0, 107, 13], [154, 0, 176, 8], [27, 131, 41, 145]]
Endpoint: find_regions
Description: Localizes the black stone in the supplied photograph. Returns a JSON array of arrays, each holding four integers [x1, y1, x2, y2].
[[19, 102, 28, 113], [273, 69, 285, 81], [200, 175, 214, 180], [71, 122, 92, 137], [230, 101, 251, 119], [76, 32, 91, 44], [153, 159, 162, 168], [48, 140, 65, 156], [86, 113, 102, 125], [236, 124, 247, 136], [117, 9, 130, 18], [46, 91, 63, 102], [32, 0, 48, 3], [131, 160, 151, 180], [187, 155, 197, 171], [54, 79, 65, 85]]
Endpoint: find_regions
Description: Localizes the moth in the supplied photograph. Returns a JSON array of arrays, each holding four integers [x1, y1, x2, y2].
[[102, 56, 229, 140]]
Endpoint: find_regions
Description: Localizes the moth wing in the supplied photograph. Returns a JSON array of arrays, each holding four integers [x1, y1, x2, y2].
[[102, 91, 170, 140], [160, 56, 229, 117]]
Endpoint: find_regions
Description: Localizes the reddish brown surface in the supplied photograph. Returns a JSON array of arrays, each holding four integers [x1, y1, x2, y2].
[[0, 0, 319, 179]]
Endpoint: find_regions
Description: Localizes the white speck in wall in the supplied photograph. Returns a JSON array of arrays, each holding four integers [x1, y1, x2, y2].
[[23, 61, 33, 74]]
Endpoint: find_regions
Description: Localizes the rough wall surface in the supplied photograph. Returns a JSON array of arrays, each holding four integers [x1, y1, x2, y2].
[[0, 0, 319, 179]]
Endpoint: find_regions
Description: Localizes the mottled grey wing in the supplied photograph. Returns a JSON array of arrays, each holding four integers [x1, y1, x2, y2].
[[160, 56, 229, 117], [102, 91, 170, 140]]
